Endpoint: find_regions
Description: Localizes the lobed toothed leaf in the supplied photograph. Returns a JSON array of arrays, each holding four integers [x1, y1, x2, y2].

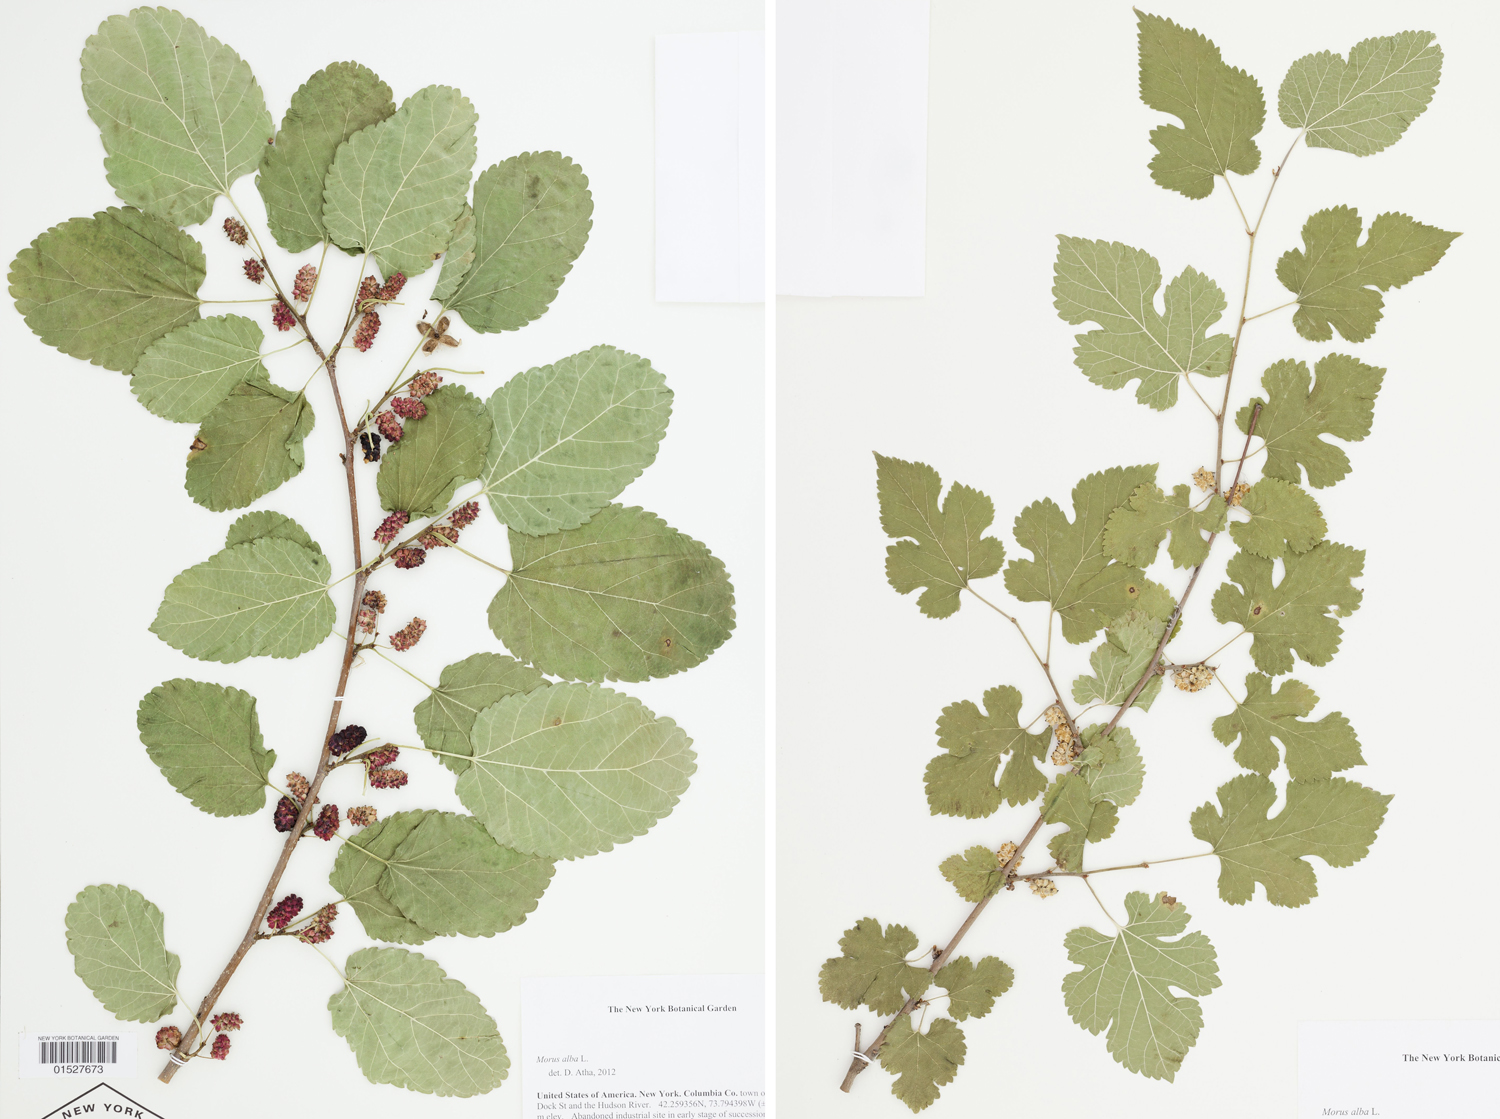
[[934, 955, 1013, 1022], [819, 918, 931, 1016], [1104, 483, 1226, 569], [878, 1015, 966, 1113], [1237, 355, 1383, 490], [1071, 611, 1166, 712], [1212, 673, 1362, 780], [1230, 478, 1327, 559], [1212, 542, 1364, 675], [939, 846, 1005, 903], [925, 685, 1050, 818]]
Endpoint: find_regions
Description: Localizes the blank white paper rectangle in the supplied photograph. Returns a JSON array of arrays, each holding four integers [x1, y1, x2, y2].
[[777, 0, 931, 297], [655, 32, 765, 303], [1299, 1020, 1500, 1118]]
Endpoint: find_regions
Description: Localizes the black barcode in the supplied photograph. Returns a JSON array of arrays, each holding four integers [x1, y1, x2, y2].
[[38, 1040, 116, 1064]]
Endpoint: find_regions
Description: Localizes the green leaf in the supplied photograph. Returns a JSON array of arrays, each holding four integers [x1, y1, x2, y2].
[[64, 885, 180, 1023], [488, 504, 735, 682], [445, 153, 594, 332], [878, 1016, 966, 1113], [81, 9, 272, 225], [1212, 542, 1364, 675], [1071, 611, 1165, 712], [1043, 772, 1119, 872], [186, 381, 314, 512], [130, 316, 268, 422], [1276, 207, 1458, 343], [1230, 478, 1327, 558], [1005, 465, 1174, 643], [934, 956, 1013, 1022], [1062, 890, 1220, 1081], [482, 346, 672, 535], [377, 385, 489, 517], [925, 685, 1050, 818], [330, 811, 435, 946], [1136, 11, 1264, 199], [939, 846, 1004, 903], [431, 205, 476, 304], [224, 510, 323, 559], [1212, 673, 1362, 780], [330, 947, 507, 1097], [875, 454, 1005, 618], [1105, 483, 1226, 569], [9, 208, 204, 373], [1191, 774, 1390, 907], [457, 684, 695, 859], [323, 85, 478, 278], [818, 918, 931, 1015], [377, 812, 555, 938], [151, 537, 334, 663], [136, 679, 274, 817], [1237, 355, 1384, 489], [1076, 725, 1147, 808], [257, 62, 396, 253], [1279, 32, 1442, 156], [413, 654, 545, 776], [1052, 238, 1231, 411]]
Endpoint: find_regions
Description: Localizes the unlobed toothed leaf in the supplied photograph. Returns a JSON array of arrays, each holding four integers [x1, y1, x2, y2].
[[939, 846, 1004, 903], [878, 1015, 965, 1113], [414, 654, 545, 776], [818, 918, 931, 1016], [457, 684, 694, 859], [1005, 465, 1175, 644], [151, 537, 334, 662], [1279, 32, 1442, 156], [257, 62, 396, 253], [1237, 355, 1384, 489], [9, 208, 204, 373], [330, 947, 507, 1096], [1212, 542, 1364, 675], [430, 205, 476, 304], [377, 384, 489, 517], [1136, 10, 1264, 199], [1212, 673, 1362, 780], [1075, 726, 1146, 807], [1105, 483, 1226, 569], [934, 955, 1014, 1022], [186, 381, 314, 511], [444, 153, 594, 332], [65, 885, 180, 1023], [1062, 890, 1219, 1081], [482, 346, 672, 535], [1052, 238, 1231, 411], [1191, 773, 1390, 907], [224, 510, 324, 560], [130, 315, 269, 422], [81, 9, 272, 225], [1230, 478, 1327, 559], [136, 679, 274, 817], [1072, 611, 1165, 712], [874, 454, 1005, 618], [1276, 207, 1457, 343], [331, 811, 435, 945], [488, 504, 735, 682], [322, 86, 478, 278], [925, 685, 1050, 818]]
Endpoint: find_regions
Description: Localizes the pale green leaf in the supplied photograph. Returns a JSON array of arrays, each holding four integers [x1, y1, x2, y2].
[[1237, 355, 1384, 489], [1211, 542, 1363, 675], [322, 85, 477, 278], [1230, 478, 1327, 558], [330, 811, 435, 946], [186, 381, 314, 511], [1052, 238, 1231, 411], [9, 208, 204, 373], [430, 205, 476, 304], [1137, 11, 1264, 198], [1072, 612, 1165, 712], [1276, 206, 1458, 343], [151, 537, 334, 662], [878, 1016, 965, 1113], [81, 9, 272, 225], [489, 504, 735, 683], [136, 679, 274, 817], [925, 685, 1049, 818], [1279, 32, 1442, 156], [818, 918, 931, 1015], [934, 955, 1013, 1022], [1212, 673, 1362, 780], [413, 654, 544, 776], [257, 62, 395, 252], [377, 385, 489, 516], [1191, 774, 1390, 907], [939, 846, 1004, 903], [130, 315, 268, 422], [875, 454, 1004, 618], [1062, 890, 1219, 1081], [457, 684, 695, 859], [1104, 483, 1226, 569], [1076, 725, 1147, 808], [1044, 772, 1119, 872], [224, 510, 323, 559], [65, 885, 180, 1023], [482, 346, 672, 535], [330, 947, 507, 1096], [445, 153, 593, 332]]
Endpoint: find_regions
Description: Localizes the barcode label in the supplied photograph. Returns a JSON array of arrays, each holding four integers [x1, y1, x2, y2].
[[18, 1032, 135, 1077], [38, 1039, 118, 1064]]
